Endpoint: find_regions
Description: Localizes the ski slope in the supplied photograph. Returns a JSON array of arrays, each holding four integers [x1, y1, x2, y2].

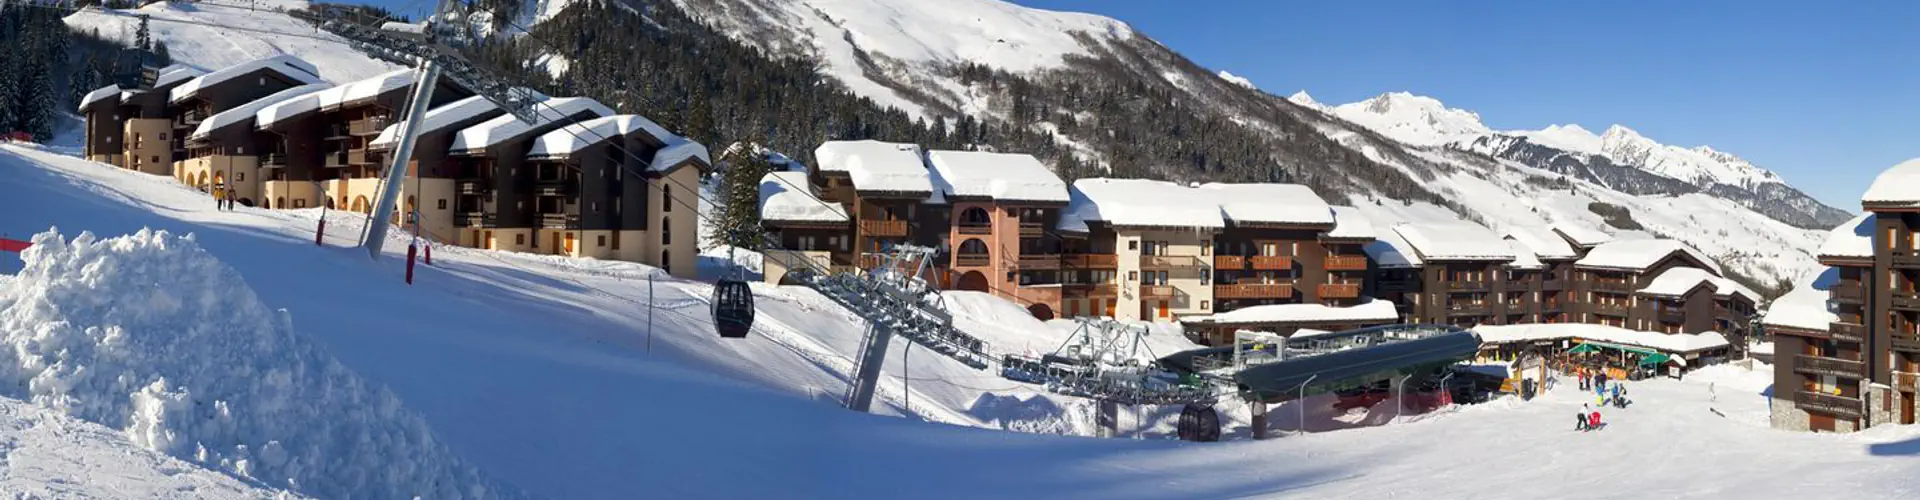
[[63, 0, 396, 84], [0, 395, 296, 499], [3, 142, 1918, 498]]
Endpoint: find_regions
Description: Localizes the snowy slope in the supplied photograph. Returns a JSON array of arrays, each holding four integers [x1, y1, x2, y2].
[[0, 395, 297, 499], [1598, 124, 1783, 189], [1328, 91, 1492, 146], [63, 0, 396, 84]]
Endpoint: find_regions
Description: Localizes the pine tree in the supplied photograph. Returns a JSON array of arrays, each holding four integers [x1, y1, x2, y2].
[[154, 41, 171, 67], [70, 54, 99, 105], [708, 143, 780, 250], [15, 55, 54, 140], [134, 15, 151, 51]]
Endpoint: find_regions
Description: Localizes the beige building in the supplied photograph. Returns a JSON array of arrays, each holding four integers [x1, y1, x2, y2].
[[1058, 178, 1223, 322]]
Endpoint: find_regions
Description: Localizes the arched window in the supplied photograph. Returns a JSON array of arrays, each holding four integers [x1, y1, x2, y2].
[[958, 238, 988, 255], [959, 207, 991, 225], [662, 184, 673, 213], [275, 197, 285, 209], [660, 250, 671, 274], [661, 216, 672, 245]]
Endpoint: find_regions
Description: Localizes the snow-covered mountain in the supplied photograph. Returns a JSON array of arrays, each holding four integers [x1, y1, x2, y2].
[[63, 0, 397, 83], [1327, 92, 1492, 146]]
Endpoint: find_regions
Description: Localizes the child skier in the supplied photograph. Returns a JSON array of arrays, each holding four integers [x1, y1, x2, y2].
[[1589, 409, 1603, 430], [1578, 404, 1591, 431]]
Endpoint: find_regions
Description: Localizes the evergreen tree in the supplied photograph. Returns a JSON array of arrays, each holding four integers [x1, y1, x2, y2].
[[154, 41, 171, 66], [70, 54, 99, 105], [134, 15, 151, 51], [15, 55, 55, 140], [707, 144, 781, 250]]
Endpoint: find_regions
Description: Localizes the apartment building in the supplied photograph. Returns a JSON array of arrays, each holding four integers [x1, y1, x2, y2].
[[180, 83, 332, 206], [526, 115, 712, 274], [77, 64, 205, 174], [1568, 239, 1751, 331], [444, 97, 615, 254], [1058, 178, 1222, 323], [925, 150, 1071, 319], [810, 141, 939, 271], [254, 69, 474, 221], [1389, 222, 1517, 327], [1770, 159, 1920, 432], [167, 56, 325, 173], [364, 96, 509, 242], [1364, 226, 1425, 321], [1505, 225, 1581, 323], [760, 170, 852, 284]]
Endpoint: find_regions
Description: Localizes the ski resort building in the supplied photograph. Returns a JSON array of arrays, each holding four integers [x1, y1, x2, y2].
[[1568, 239, 1756, 339], [1390, 222, 1517, 327], [166, 56, 325, 185], [1058, 178, 1223, 323], [1769, 159, 1920, 432], [525, 115, 711, 269], [443, 98, 615, 253], [77, 64, 205, 174], [180, 82, 331, 206], [925, 150, 1072, 319]]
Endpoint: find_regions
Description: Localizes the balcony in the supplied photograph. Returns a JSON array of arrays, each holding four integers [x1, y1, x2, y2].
[[1893, 251, 1920, 269], [1896, 336, 1920, 353], [1793, 355, 1864, 378], [1541, 303, 1564, 314], [1318, 283, 1361, 299], [456, 180, 483, 195], [1139, 285, 1176, 298], [539, 213, 580, 229], [1215, 283, 1293, 300], [1592, 303, 1629, 317], [1657, 309, 1687, 324], [1505, 280, 1533, 291], [178, 108, 206, 126], [1248, 256, 1292, 271], [455, 211, 493, 227], [1064, 284, 1119, 299], [1447, 304, 1491, 316], [324, 151, 349, 168], [1541, 279, 1565, 291], [534, 179, 573, 197], [1377, 279, 1420, 293], [1829, 321, 1866, 344], [1591, 280, 1634, 292], [859, 219, 909, 237], [956, 223, 992, 235], [1324, 255, 1368, 271], [1830, 283, 1865, 304], [1018, 254, 1061, 270], [1447, 280, 1490, 292], [1213, 255, 1245, 270], [1795, 390, 1862, 419], [1140, 255, 1204, 269], [1063, 254, 1118, 269], [260, 154, 286, 169], [954, 253, 991, 267], [349, 116, 391, 136], [1893, 293, 1920, 312], [1019, 222, 1042, 237], [347, 149, 371, 166]]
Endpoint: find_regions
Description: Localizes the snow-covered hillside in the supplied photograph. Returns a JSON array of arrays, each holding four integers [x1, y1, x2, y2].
[[0, 395, 296, 499], [63, 0, 394, 84], [1328, 91, 1492, 146]]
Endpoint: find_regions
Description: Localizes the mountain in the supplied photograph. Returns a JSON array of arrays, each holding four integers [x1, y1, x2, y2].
[[1327, 91, 1491, 146]]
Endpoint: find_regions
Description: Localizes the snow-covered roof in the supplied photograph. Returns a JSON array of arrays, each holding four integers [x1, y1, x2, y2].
[[1816, 212, 1874, 260], [1183, 299, 1398, 326], [169, 55, 323, 104], [189, 83, 332, 141], [1638, 267, 1719, 298], [253, 91, 322, 129], [317, 68, 414, 110], [1504, 225, 1578, 260], [1062, 178, 1225, 229], [760, 171, 848, 224], [1861, 158, 1920, 207], [527, 114, 674, 158], [78, 85, 122, 112], [1503, 240, 1544, 270], [1575, 239, 1720, 274], [1476, 324, 1730, 354], [925, 150, 1068, 203], [813, 140, 932, 194], [1197, 183, 1335, 227], [449, 97, 614, 153], [1363, 228, 1424, 269], [651, 137, 711, 173], [1392, 222, 1515, 262], [1761, 268, 1839, 332], [1551, 223, 1611, 248], [150, 65, 205, 91], [1325, 206, 1376, 240], [370, 95, 501, 150]]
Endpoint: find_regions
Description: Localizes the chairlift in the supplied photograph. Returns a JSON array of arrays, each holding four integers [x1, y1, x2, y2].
[[711, 236, 754, 339]]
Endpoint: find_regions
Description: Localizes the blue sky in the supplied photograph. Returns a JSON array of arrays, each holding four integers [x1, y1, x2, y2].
[[1004, 0, 1916, 209]]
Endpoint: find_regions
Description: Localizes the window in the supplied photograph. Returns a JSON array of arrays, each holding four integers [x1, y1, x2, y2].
[[1200, 240, 1210, 256], [612, 233, 621, 250], [661, 216, 672, 245], [799, 236, 817, 250], [151, 156, 159, 163], [1128, 271, 1139, 281], [236, 172, 243, 182], [438, 199, 448, 210], [516, 234, 526, 246], [1200, 300, 1211, 311], [159, 133, 166, 141], [1129, 240, 1139, 251], [662, 185, 673, 212], [591, 202, 599, 213], [598, 235, 608, 247]]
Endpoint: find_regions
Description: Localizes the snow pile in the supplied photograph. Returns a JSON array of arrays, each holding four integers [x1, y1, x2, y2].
[[1185, 299, 1398, 326], [760, 171, 847, 223], [1503, 225, 1578, 260], [1861, 158, 1920, 207], [1326, 206, 1375, 240], [0, 229, 499, 498], [450, 97, 614, 153], [77, 85, 122, 112], [1762, 267, 1840, 332], [651, 136, 712, 173], [1062, 178, 1225, 229], [1198, 183, 1335, 226], [926, 150, 1068, 203], [1503, 240, 1543, 270], [0, 395, 296, 498], [190, 83, 332, 140], [1391, 222, 1514, 261], [1575, 239, 1720, 274], [814, 140, 933, 194], [1476, 324, 1729, 354], [370, 95, 503, 150], [1817, 211, 1876, 259], [169, 55, 323, 104]]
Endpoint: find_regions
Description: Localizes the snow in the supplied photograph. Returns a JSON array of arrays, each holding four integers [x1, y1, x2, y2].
[[650, 137, 712, 173], [1062, 178, 1225, 229], [0, 395, 295, 498], [1503, 240, 1544, 270], [1286, 90, 1329, 112], [1475, 324, 1729, 355], [0, 229, 496, 497], [1552, 222, 1612, 248], [64, 2, 398, 85], [369, 95, 501, 150], [1184, 299, 1399, 326], [1638, 266, 1719, 298], [813, 140, 933, 194], [189, 83, 331, 140], [168, 55, 324, 105], [1514, 123, 1604, 156], [1329, 92, 1491, 146], [1816, 211, 1875, 259], [527, 114, 674, 158], [1326, 205, 1375, 240], [1215, 70, 1254, 89], [925, 150, 1069, 203], [77, 85, 121, 112], [1363, 227, 1424, 268], [449, 97, 614, 153], [759, 171, 848, 223], [1391, 222, 1514, 261], [1762, 267, 1840, 332], [1575, 239, 1722, 274], [1599, 125, 1784, 189], [252, 91, 323, 130], [150, 64, 206, 91], [1861, 157, 1920, 207], [5, 138, 1920, 499], [1197, 183, 1335, 226], [1504, 225, 1579, 260]]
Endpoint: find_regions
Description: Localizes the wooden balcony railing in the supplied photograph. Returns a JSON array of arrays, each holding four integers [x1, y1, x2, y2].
[[1447, 304, 1491, 316], [1795, 390, 1862, 418], [1657, 309, 1687, 324], [1505, 280, 1533, 290], [859, 219, 908, 237], [1893, 293, 1920, 312], [1139, 285, 1176, 298], [1215, 283, 1292, 299], [1018, 254, 1061, 270], [1248, 255, 1292, 271], [538, 213, 580, 229], [456, 180, 483, 195], [1318, 283, 1361, 299], [349, 116, 391, 136], [1063, 254, 1117, 269], [1893, 251, 1920, 269], [954, 253, 991, 267], [1794, 355, 1865, 378], [1895, 336, 1920, 353], [1018, 222, 1042, 237], [1324, 255, 1368, 271], [1591, 280, 1634, 292], [1213, 255, 1245, 269], [455, 211, 493, 228], [1140, 255, 1204, 269], [1064, 284, 1120, 299], [1592, 303, 1629, 317], [1541, 279, 1565, 291], [1897, 372, 1919, 393], [956, 223, 992, 235], [1831, 284, 1866, 303], [1447, 280, 1490, 291], [1830, 321, 1866, 343], [1377, 280, 1419, 293], [347, 148, 370, 166]]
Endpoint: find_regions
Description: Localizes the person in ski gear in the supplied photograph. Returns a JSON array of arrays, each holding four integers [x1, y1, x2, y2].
[[1588, 409, 1602, 430], [1578, 404, 1591, 431]]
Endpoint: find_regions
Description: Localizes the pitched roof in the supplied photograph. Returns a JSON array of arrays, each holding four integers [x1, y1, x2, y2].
[[1183, 299, 1399, 326], [1817, 212, 1874, 260], [527, 114, 675, 158], [650, 137, 711, 173], [1326, 206, 1376, 240], [813, 140, 933, 195], [1761, 268, 1839, 332], [1575, 239, 1721, 275], [1861, 158, 1920, 207], [1363, 228, 1424, 269], [1505, 225, 1579, 260], [759, 171, 848, 224], [369, 95, 502, 150], [1551, 223, 1611, 248], [449, 97, 613, 153], [925, 150, 1069, 203], [169, 55, 323, 104], [1061, 178, 1225, 230], [189, 83, 332, 140], [78, 85, 122, 112], [1637, 267, 1719, 298], [1503, 240, 1544, 270], [1196, 183, 1335, 226], [1391, 222, 1515, 262]]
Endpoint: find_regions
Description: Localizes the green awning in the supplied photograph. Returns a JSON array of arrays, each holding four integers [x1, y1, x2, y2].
[[1568, 343, 1601, 354], [1638, 353, 1672, 366], [1574, 340, 1661, 357]]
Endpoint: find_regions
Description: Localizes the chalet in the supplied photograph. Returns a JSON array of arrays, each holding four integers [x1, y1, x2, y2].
[[925, 150, 1070, 319], [1570, 238, 1724, 328], [526, 115, 712, 274], [810, 141, 937, 272], [760, 169, 851, 284]]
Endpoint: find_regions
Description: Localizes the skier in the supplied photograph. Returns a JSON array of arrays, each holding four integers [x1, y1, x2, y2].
[[1611, 382, 1623, 405], [1578, 404, 1591, 431]]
